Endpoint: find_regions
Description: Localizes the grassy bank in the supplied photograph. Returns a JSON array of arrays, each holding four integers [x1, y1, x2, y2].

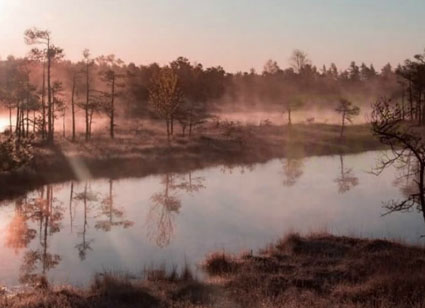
[[2, 233, 424, 308], [0, 123, 383, 200]]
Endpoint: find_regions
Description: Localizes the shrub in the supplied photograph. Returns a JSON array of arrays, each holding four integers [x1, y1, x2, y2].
[[0, 135, 34, 172]]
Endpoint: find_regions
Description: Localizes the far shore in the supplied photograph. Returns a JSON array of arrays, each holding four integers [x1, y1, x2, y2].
[[0, 123, 384, 200]]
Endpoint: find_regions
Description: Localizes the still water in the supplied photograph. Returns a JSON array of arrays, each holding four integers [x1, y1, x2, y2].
[[0, 150, 423, 288]]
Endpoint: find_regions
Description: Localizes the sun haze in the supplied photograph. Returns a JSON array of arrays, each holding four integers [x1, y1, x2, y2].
[[0, 0, 424, 71]]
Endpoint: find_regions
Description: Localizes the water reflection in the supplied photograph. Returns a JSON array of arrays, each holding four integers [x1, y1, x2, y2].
[[334, 154, 359, 193], [220, 163, 255, 175], [0, 151, 423, 288], [146, 172, 205, 248], [389, 154, 424, 216], [174, 172, 206, 194], [146, 174, 181, 248], [74, 183, 96, 260], [6, 198, 36, 254], [4, 180, 137, 286], [18, 186, 62, 285], [281, 145, 304, 187], [282, 159, 304, 186], [95, 179, 134, 232]]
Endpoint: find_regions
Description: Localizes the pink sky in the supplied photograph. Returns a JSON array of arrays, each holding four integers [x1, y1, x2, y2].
[[0, 0, 424, 72]]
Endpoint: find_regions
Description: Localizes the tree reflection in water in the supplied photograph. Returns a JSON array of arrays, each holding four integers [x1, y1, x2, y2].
[[74, 182, 97, 261], [95, 179, 134, 232], [334, 154, 359, 193], [6, 197, 36, 254], [391, 154, 423, 213], [146, 172, 205, 248], [281, 143, 304, 187], [146, 174, 181, 248], [282, 158, 304, 186], [17, 185, 63, 286], [173, 171, 205, 194], [3, 179, 136, 285], [220, 163, 255, 175]]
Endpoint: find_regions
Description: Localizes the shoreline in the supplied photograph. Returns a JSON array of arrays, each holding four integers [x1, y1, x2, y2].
[[1, 233, 424, 308], [0, 123, 384, 201]]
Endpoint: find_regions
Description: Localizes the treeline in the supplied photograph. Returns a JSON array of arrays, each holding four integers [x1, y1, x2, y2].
[[0, 28, 417, 143]]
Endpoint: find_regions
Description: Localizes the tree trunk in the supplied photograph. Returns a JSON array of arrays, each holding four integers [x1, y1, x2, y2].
[[52, 94, 55, 136], [409, 80, 413, 120], [63, 108, 66, 138], [340, 112, 345, 138], [47, 40, 53, 143], [88, 108, 94, 138], [69, 181, 74, 233], [85, 62, 90, 141], [288, 107, 292, 125], [188, 109, 194, 137], [166, 118, 170, 141], [110, 75, 115, 138], [42, 61, 46, 139], [401, 88, 405, 120], [26, 109, 29, 137], [419, 163, 425, 223], [109, 179, 113, 223], [71, 74, 76, 141], [9, 107, 12, 132], [421, 91, 425, 126], [15, 104, 20, 138]]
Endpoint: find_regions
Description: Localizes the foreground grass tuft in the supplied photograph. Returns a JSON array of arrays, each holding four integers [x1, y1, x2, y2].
[[202, 252, 240, 276], [1, 233, 424, 307]]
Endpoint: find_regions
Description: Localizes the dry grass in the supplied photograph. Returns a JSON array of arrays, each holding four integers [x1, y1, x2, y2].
[[218, 233, 425, 307], [1, 234, 423, 307], [202, 252, 240, 276], [0, 122, 383, 200]]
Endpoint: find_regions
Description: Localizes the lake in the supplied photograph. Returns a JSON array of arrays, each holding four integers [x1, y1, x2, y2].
[[0, 150, 423, 288]]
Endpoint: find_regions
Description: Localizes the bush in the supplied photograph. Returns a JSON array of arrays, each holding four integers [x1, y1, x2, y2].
[[0, 135, 34, 172]]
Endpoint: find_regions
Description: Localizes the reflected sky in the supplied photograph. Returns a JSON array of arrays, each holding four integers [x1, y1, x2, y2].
[[0, 150, 423, 288]]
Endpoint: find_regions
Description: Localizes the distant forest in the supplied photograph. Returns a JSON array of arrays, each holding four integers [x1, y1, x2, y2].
[[0, 28, 422, 142]]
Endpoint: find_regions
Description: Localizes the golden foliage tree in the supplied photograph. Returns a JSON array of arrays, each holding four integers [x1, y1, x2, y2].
[[149, 67, 182, 139]]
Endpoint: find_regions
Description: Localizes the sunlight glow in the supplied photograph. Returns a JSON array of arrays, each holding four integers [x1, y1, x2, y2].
[[0, 117, 10, 132]]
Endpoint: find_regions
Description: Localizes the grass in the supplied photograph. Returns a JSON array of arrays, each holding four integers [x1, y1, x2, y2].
[[1, 233, 424, 307], [0, 122, 384, 200], [216, 233, 425, 307], [202, 252, 240, 276]]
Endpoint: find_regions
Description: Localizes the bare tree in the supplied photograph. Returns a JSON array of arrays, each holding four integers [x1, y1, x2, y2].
[[335, 98, 360, 137], [67, 65, 82, 141], [290, 49, 311, 73], [81, 49, 95, 141], [50, 81, 64, 137], [97, 55, 125, 138], [371, 97, 425, 223], [285, 96, 303, 126]]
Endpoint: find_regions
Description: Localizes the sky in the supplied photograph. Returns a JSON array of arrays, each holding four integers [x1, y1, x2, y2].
[[0, 0, 424, 73]]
